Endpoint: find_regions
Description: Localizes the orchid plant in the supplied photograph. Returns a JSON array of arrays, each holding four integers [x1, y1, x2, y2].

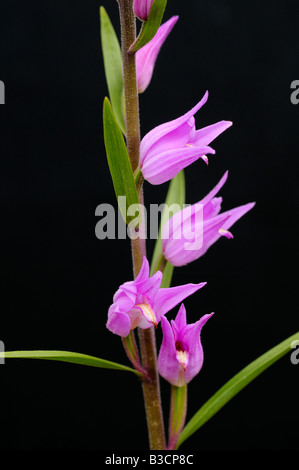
[[3, 0, 299, 451]]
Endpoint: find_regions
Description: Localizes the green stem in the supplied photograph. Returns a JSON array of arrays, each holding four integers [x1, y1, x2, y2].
[[118, 0, 166, 450], [152, 254, 167, 275], [168, 385, 187, 450]]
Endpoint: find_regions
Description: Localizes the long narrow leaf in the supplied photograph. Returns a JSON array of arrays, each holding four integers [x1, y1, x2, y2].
[[150, 170, 185, 282], [177, 331, 299, 448], [100, 7, 126, 134], [3, 350, 141, 375], [103, 97, 140, 224], [130, 0, 167, 53]]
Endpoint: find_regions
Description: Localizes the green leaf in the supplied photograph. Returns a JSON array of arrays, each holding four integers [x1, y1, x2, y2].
[[177, 331, 299, 448], [130, 0, 168, 53], [150, 170, 185, 280], [100, 6, 126, 134], [3, 350, 141, 375], [103, 97, 140, 224]]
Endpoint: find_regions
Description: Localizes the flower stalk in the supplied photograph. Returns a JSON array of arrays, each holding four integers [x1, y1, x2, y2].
[[122, 331, 149, 378], [168, 384, 187, 450], [118, 0, 166, 450], [118, 0, 140, 173]]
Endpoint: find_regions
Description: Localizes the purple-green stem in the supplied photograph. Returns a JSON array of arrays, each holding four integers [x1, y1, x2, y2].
[[118, 0, 166, 450], [121, 332, 149, 378]]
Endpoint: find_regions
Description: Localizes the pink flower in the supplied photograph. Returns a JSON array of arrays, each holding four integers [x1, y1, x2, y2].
[[162, 171, 256, 266], [158, 304, 213, 386], [139, 91, 232, 185], [133, 0, 154, 21], [106, 256, 206, 337], [136, 16, 179, 93]]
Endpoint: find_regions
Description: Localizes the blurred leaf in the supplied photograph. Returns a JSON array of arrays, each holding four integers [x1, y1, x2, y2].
[[100, 6, 126, 134], [103, 97, 140, 224], [177, 331, 299, 448], [3, 350, 141, 375], [150, 170, 185, 278], [130, 0, 167, 52]]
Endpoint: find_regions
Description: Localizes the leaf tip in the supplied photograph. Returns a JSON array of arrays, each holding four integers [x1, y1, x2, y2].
[[103, 96, 111, 110]]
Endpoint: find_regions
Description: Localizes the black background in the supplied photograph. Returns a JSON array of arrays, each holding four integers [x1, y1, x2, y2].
[[0, 0, 298, 452]]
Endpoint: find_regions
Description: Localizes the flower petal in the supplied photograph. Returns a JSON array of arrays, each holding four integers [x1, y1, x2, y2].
[[113, 282, 137, 312], [220, 202, 256, 232], [140, 91, 209, 163], [203, 196, 223, 219], [184, 313, 214, 384], [141, 117, 195, 162], [135, 256, 150, 284], [133, 0, 153, 21], [154, 282, 207, 319], [162, 202, 204, 243], [162, 211, 230, 266], [184, 212, 232, 259], [174, 303, 187, 330], [128, 307, 154, 330], [199, 171, 229, 206], [158, 316, 180, 386], [136, 16, 179, 93], [138, 270, 163, 303], [141, 145, 215, 185], [193, 121, 233, 147], [106, 306, 131, 337]]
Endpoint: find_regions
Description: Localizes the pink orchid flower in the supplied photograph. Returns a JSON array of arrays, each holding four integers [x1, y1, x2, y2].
[[158, 304, 213, 387], [136, 16, 179, 93], [162, 171, 256, 266], [139, 91, 232, 185], [133, 0, 154, 21], [106, 256, 206, 337]]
